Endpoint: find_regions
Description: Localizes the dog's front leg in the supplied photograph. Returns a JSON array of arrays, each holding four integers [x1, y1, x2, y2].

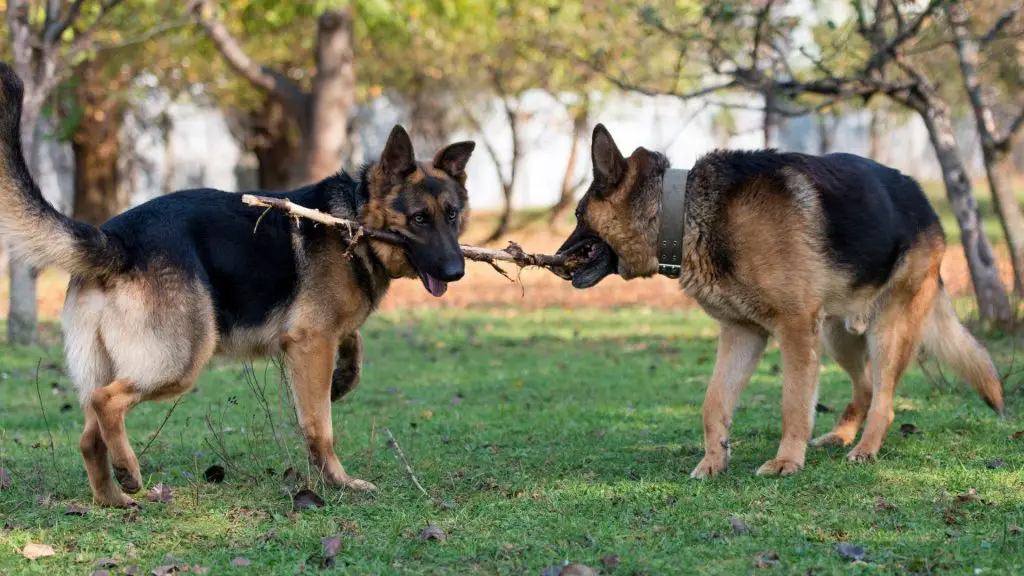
[[756, 313, 822, 476], [691, 322, 767, 479], [284, 328, 376, 491], [331, 331, 363, 402]]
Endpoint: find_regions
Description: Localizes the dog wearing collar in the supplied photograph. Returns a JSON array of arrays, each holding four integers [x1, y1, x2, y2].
[[0, 64, 476, 506], [554, 124, 1004, 478]]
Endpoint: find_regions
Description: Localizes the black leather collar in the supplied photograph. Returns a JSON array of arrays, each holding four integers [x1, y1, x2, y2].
[[657, 168, 688, 278]]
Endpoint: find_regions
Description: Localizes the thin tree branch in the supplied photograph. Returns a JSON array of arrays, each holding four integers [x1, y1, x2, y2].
[[240, 194, 580, 271], [981, 0, 1023, 46], [1001, 109, 1024, 148], [864, 0, 944, 71], [43, 0, 83, 44], [186, 0, 309, 121]]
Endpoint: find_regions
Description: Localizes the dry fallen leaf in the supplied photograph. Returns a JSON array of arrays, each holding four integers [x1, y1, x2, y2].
[[419, 525, 447, 541], [203, 465, 225, 484], [94, 557, 118, 568], [730, 516, 751, 535], [875, 497, 897, 512], [90, 571, 109, 576], [21, 543, 56, 560], [558, 563, 597, 576], [836, 543, 866, 562], [899, 423, 918, 438], [0, 467, 11, 490], [192, 567, 210, 575], [321, 535, 343, 558], [64, 503, 89, 516], [145, 484, 174, 504], [752, 551, 780, 569], [256, 529, 276, 544], [600, 554, 621, 572], [956, 488, 982, 503], [1010, 430, 1024, 440], [293, 489, 325, 511], [122, 565, 140, 575], [231, 557, 251, 568], [1009, 525, 1022, 535], [151, 564, 177, 575]]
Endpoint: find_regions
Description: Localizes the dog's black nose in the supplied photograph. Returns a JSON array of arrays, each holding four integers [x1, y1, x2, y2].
[[438, 260, 465, 282]]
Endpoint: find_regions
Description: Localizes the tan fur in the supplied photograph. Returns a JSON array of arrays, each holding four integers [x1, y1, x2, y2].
[[59, 149, 467, 506], [571, 130, 1004, 478]]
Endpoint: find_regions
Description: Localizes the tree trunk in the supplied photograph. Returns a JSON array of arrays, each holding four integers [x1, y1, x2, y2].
[[72, 62, 127, 225], [294, 10, 355, 186], [252, 99, 297, 191], [487, 184, 514, 242], [817, 112, 834, 155], [8, 90, 46, 345], [918, 100, 1012, 323], [982, 145, 1024, 296], [950, 3, 1024, 296], [549, 100, 588, 227], [868, 107, 883, 161], [763, 91, 776, 148]]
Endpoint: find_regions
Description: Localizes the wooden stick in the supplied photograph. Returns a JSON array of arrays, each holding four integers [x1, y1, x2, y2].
[[241, 194, 580, 273], [384, 427, 431, 500]]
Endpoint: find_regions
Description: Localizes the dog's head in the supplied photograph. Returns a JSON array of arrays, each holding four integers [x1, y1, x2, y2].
[[555, 124, 669, 288], [365, 125, 475, 297]]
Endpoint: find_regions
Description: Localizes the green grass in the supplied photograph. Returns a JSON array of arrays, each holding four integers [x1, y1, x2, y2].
[[1, 307, 1022, 574]]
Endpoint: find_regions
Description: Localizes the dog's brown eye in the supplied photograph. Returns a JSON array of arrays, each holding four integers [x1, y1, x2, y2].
[[412, 212, 427, 225], [446, 206, 458, 221]]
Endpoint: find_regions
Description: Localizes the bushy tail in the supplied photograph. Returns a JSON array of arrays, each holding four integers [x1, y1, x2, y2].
[[0, 63, 123, 276], [921, 287, 1005, 415]]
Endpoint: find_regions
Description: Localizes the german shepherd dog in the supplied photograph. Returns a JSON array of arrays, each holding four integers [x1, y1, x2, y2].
[[555, 124, 1004, 478], [0, 64, 475, 507]]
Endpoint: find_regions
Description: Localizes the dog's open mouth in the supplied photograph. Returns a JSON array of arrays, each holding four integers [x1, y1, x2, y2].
[[418, 272, 448, 298], [555, 236, 618, 289]]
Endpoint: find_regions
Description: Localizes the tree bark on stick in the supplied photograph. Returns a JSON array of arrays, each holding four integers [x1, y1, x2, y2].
[[240, 194, 579, 273], [950, 0, 1024, 296]]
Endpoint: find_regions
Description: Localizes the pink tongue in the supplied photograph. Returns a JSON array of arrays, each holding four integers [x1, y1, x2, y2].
[[425, 275, 448, 297]]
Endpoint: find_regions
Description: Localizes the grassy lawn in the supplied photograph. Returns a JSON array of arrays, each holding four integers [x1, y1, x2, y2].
[[0, 307, 1022, 575]]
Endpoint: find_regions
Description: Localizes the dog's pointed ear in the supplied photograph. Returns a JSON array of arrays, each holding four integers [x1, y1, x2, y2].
[[380, 125, 416, 181], [591, 123, 626, 188], [433, 141, 475, 182]]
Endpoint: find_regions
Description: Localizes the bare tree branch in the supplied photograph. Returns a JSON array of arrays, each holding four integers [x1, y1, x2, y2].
[[186, 0, 309, 121], [1002, 109, 1024, 148], [43, 0, 83, 44], [865, 0, 944, 71], [981, 0, 1023, 46]]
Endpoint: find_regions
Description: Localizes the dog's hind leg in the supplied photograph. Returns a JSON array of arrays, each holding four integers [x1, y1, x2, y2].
[[848, 243, 942, 462], [756, 311, 823, 477], [90, 379, 143, 494], [331, 331, 363, 402], [79, 405, 135, 507], [812, 319, 871, 448], [285, 328, 376, 491], [691, 321, 768, 479]]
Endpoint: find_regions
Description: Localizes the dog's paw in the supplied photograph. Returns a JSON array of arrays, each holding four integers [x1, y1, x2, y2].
[[95, 491, 139, 509], [690, 455, 728, 479], [342, 478, 377, 492], [845, 446, 877, 463], [113, 465, 142, 494], [755, 458, 802, 477], [810, 431, 855, 448]]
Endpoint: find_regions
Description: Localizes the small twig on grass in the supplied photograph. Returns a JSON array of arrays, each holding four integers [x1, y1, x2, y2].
[[138, 396, 183, 459], [241, 194, 582, 276], [33, 360, 61, 494], [384, 427, 431, 500]]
